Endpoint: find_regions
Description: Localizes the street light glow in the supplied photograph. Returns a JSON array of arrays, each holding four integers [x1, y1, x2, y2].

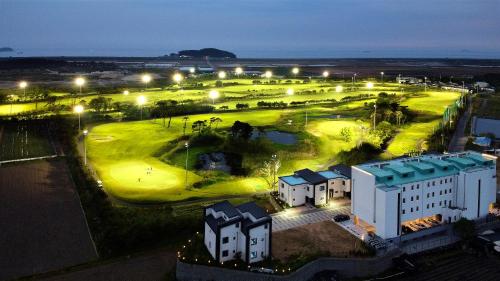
[[366, 82, 374, 89], [218, 71, 226, 79], [189, 67, 196, 74], [142, 74, 152, 84], [173, 73, 184, 83], [286, 88, 294, 95], [19, 81, 28, 89], [292, 67, 299, 75], [322, 71, 329, 78], [335, 85, 343, 92], [73, 104, 84, 114], [75, 77, 85, 87], [235, 67, 243, 75], [209, 90, 220, 103], [137, 95, 146, 105], [264, 70, 272, 79], [123, 90, 129, 95]]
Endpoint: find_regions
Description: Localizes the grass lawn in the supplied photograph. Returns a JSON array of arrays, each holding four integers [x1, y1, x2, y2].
[[82, 80, 460, 203], [0, 122, 55, 161]]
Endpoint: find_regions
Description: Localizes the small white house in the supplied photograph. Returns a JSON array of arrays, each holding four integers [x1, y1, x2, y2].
[[204, 201, 271, 264], [278, 167, 351, 207]]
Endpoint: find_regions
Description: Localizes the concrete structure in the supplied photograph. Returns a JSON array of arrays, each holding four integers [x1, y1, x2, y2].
[[351, 151, 497, 239], [204, 201, 271, 264], [278, 168, 351, 207]]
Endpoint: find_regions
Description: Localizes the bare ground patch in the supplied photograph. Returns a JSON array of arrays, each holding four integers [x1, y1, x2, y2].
[[272, 220, 369, 262]]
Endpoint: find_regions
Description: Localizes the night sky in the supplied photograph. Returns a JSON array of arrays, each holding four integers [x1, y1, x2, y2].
[[1, 0, 499, 58]]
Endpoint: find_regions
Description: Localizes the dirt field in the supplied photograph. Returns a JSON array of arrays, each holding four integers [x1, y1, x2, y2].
[[0, 159, 98, 281], [272, 221, 366, 262]]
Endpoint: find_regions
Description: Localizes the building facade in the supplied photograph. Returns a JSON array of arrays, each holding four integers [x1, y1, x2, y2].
[[204, 201, 271, 264], [278, 167, 351, 207], [351, 151, 497, 239]]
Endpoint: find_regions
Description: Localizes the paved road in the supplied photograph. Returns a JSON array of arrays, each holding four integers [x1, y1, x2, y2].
[[448, 96, 472, 152], [272, 205, 351, 232]]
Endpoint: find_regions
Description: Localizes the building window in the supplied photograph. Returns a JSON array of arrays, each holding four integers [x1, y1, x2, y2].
[[444, 189, 447, 194], [450, 178, 453, 182], [432, 192, 435, 197], [222, 250, 229, 257], [236, 223, 239, 227], [427, 204, 429, 209], [427, 193, 430, 198], [440, 180, 443, 184], [342, 180, 346, 185], [411, 207, 413, 212], [432, 203, 435, 207], [403, 198, 406, 203], [307, 187, 310, 192], [439, 201, 442, 206], [209, 241, 211, 248], [250, 251, 257, 259], [403, 187, 406, 192], [445, 179, 447, 183], [264, 224, 268, 229], [427, 182, 430, 187], [320, 186, 325, 191], [411, 196, 414, 202], [417, 184, 420, 189], [416, 206, 419, 211], [293, 188, 295, 191], [402, 209, 406, 214], [449, 201, 452, 207], [432, 181, 435, 186], [222, 237, 229, 244], [281, 192, 284, 198], [449, 188, 452, 193], [251, 238, 257, 245], [411, 185, 414, 190], [439, 191, 442, 195], [281, 183, 284, 188], [444, 200, 447, 206], [416, 195, 419, 200]]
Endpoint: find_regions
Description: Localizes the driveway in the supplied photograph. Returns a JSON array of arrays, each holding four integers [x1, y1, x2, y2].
[[272, 202, 351, 232]]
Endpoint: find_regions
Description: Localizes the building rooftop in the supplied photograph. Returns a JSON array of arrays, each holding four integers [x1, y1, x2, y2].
[[236, 202, 269, 220], [355, 151, 495, 189], [317, 170, 345, 180], [279, 175, 308, 185], [208, 200, 240, 218], [295, 168, 327, 185], [329, 164, 352, 178]]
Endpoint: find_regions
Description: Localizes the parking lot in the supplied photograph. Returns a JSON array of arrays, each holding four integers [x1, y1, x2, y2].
[[272, 203, 350, 232]]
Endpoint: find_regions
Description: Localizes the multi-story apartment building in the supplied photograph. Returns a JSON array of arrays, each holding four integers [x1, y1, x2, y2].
[[351, 151, 497, 239], [278, 167, 351, 207], [204, 201, 271, 264]]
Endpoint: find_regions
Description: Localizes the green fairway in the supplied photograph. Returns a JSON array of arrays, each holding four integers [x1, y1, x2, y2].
[[80, 79, 460, 202]]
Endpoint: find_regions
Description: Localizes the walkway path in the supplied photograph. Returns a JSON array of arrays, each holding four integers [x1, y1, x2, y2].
[[448, 96, 472, 152], [272, 203, 350, 232]]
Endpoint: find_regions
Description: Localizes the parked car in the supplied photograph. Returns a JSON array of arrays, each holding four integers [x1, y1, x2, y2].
[[333, 214, 350, 222]]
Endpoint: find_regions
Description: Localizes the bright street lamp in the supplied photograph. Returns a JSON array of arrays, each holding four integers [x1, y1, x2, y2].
[[366, 82, 374, 89], [19, 81, 28, 97], [189, 67, 196, 74], [74, 105, 84, 130], [264, 70, 273, 79], [286, 88, 294, 95], [83, 129, 88, 165], [173, 73, 184, 84], [235, 67, 243, 76], [292, 67, 299, 76], [335, 85, 343, 93], [322, 71, 330, 78], [75, 77, 85, 94], [380, 72, 384, 84], [142, 74, 152, 89], [218, 71, 226, 79], [123, 90, 129, 95], [137, 95, 146, 120], [208, 90, 220, 104]]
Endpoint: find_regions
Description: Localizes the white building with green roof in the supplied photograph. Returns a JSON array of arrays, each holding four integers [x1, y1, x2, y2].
[[351, 151, 497, 239]]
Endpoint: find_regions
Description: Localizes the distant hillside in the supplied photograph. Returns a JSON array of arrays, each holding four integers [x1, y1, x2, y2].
[[173, 48, 236, 58], [0, 47, 14, 52]]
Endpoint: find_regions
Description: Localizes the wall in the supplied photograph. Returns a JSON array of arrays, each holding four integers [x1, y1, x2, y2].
[[177, 249, 401, 281], [204, 222, 216, 259], [351, 166, 376, 224], [247, 223, 270, 263], [219, 223, 240, 262]]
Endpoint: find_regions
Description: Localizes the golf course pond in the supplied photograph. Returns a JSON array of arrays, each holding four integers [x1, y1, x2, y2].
[[251, 129, 298, 145]]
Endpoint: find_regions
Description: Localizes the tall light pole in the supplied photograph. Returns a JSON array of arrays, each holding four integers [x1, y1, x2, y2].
[[173, 73, 184, 88], [380, 72, 384, 85], [9, 94, 14, 115], [142, 74, 152, 90], [74, 77, 85, 106], [305, 101, 309, 128], [19, 81, 28, 99], [424, 77, 427, 92], [209, 89, 219, 104], [373, 104, 377, 130], [218, 71, 226, 80], [235, 67, 243, 78], [137, 95, 146, 120], [74, 105, 84, 131], [264, 70, 272, 83], [185, 142, 189, 189], [292, 67, 299, 78], [83, 129, 88, 165]]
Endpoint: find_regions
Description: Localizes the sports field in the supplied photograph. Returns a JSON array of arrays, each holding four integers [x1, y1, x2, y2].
[[82, 79, 459, 202]]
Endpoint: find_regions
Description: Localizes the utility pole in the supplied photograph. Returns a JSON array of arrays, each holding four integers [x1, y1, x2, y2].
[[185, 142, 189, 189], [373, 104, 377, 130]]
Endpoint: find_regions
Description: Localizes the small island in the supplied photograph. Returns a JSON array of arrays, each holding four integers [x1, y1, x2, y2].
[[169, 48, 236, 58], [0, 47, 14, 52]]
